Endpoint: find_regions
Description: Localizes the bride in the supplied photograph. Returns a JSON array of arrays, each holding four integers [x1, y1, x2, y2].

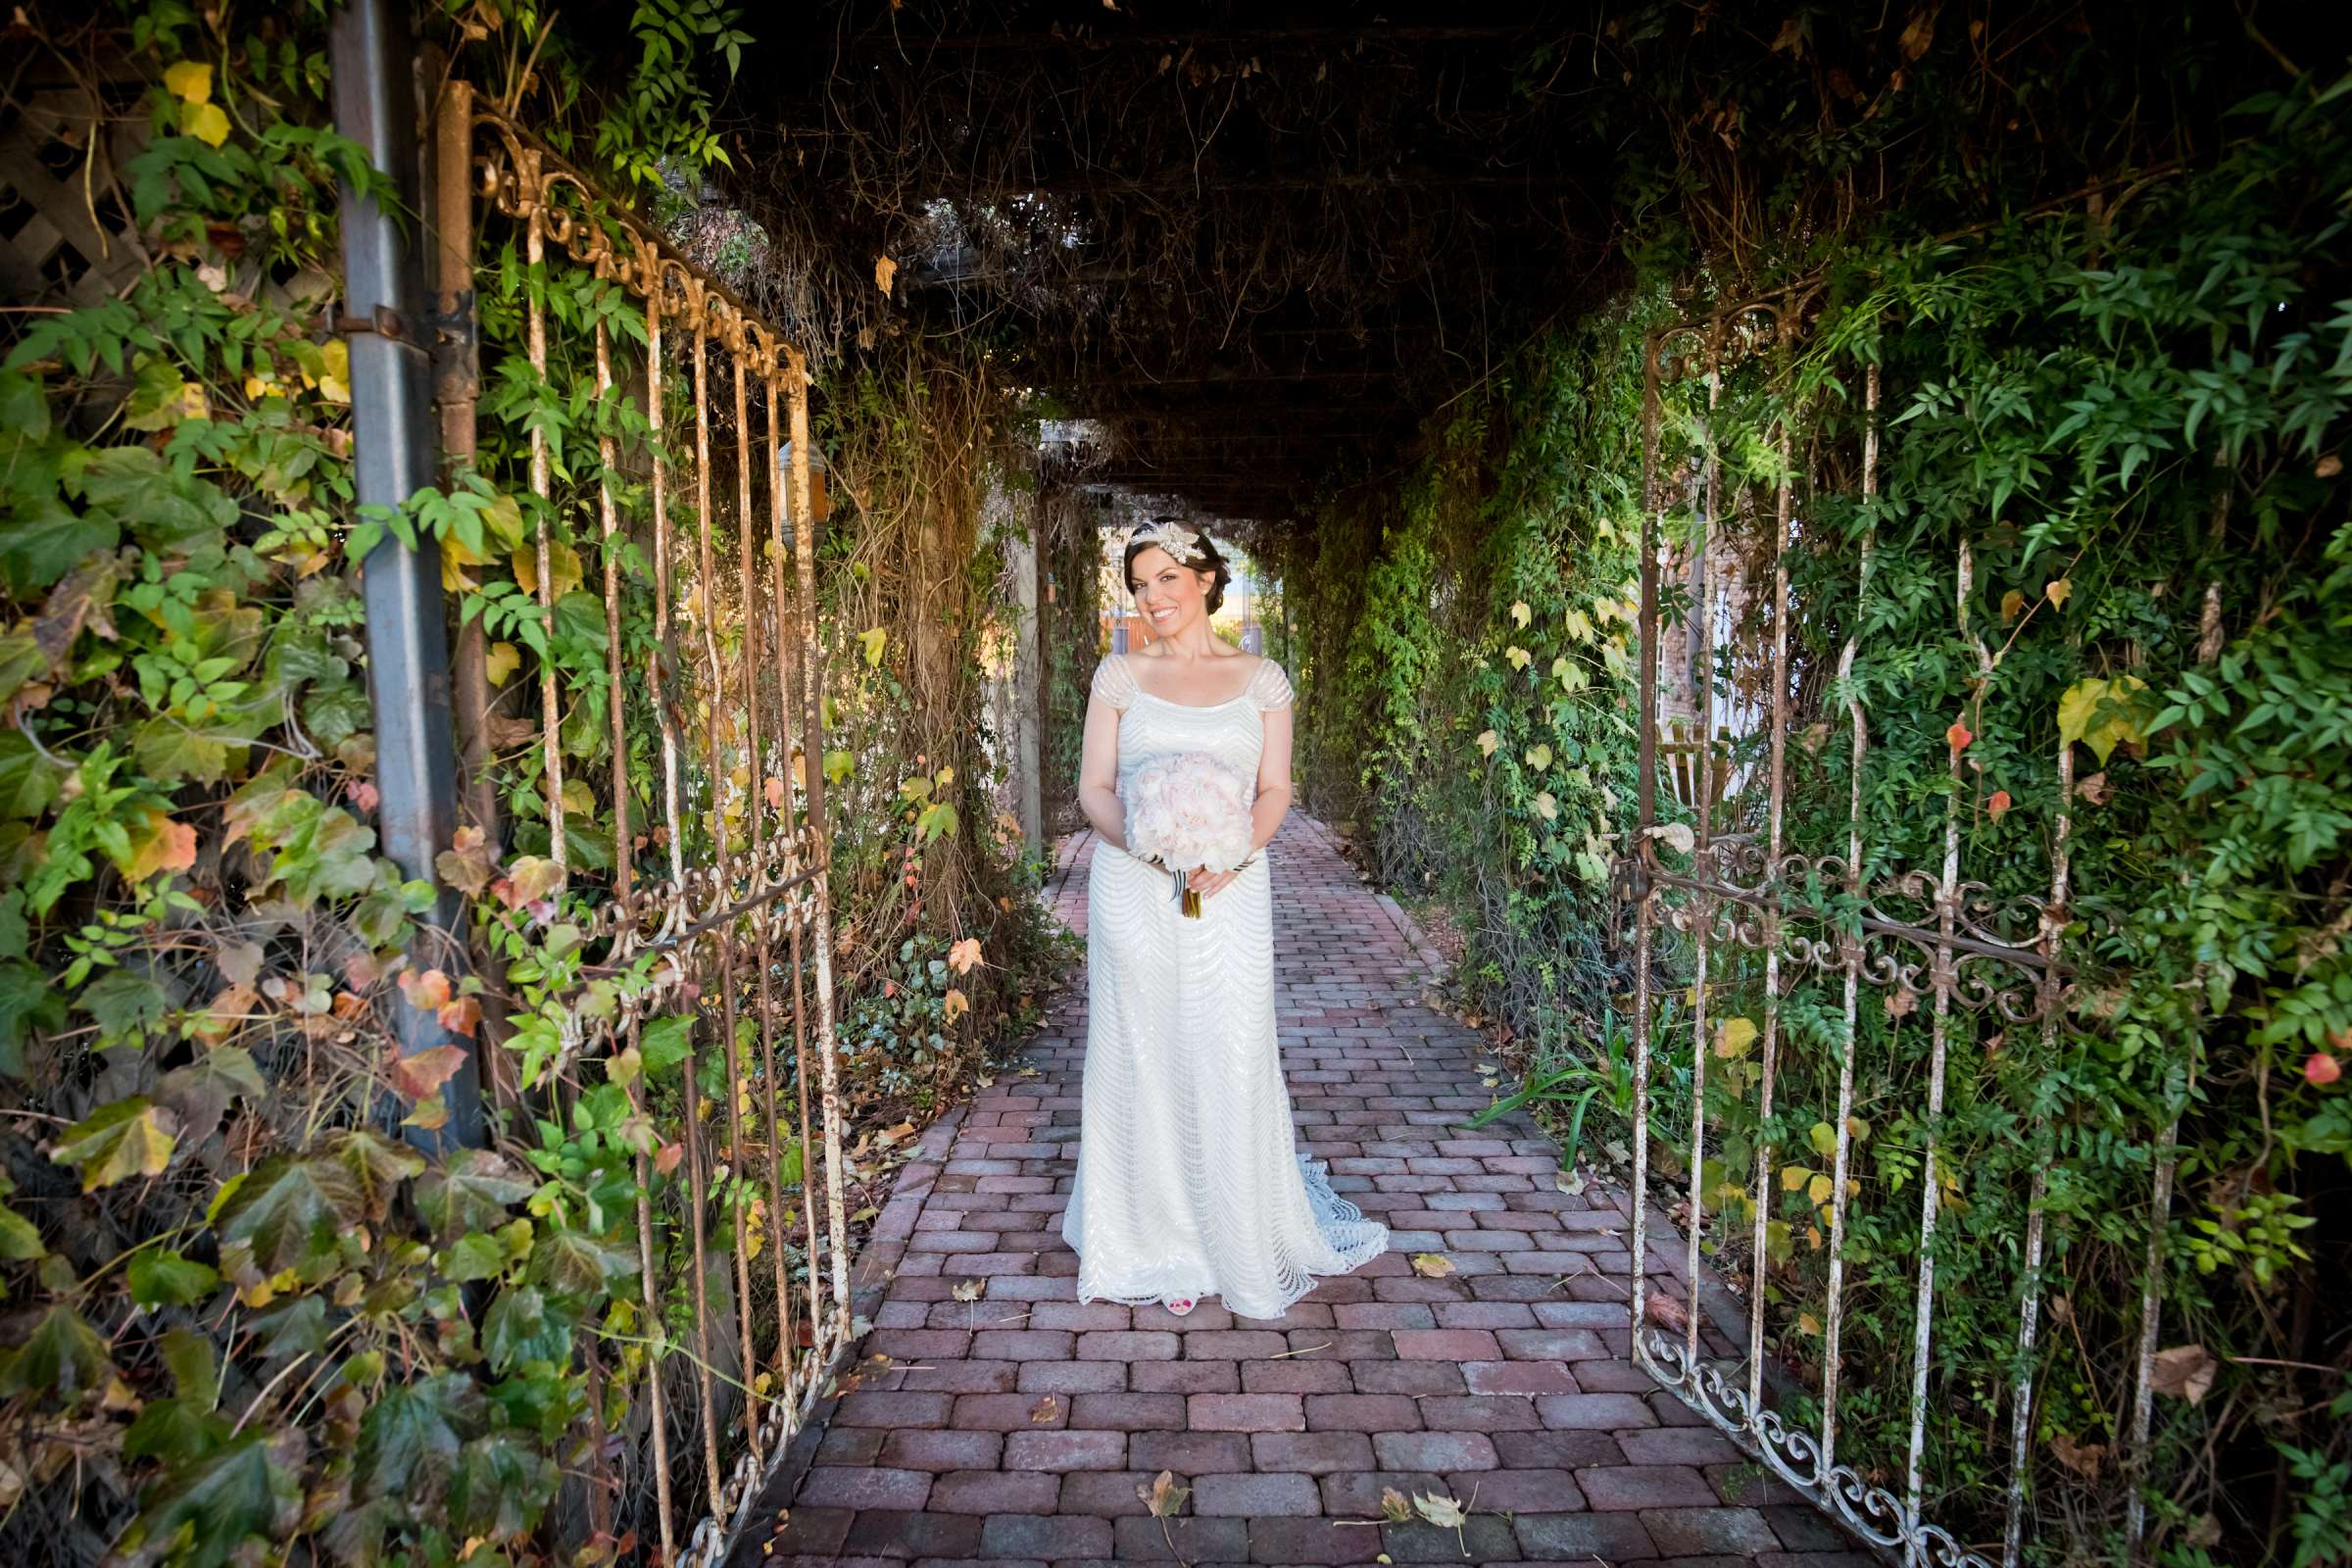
[[1059, 518, 1389, 1320]]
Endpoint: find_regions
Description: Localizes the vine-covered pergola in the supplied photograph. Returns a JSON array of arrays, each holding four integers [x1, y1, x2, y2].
[[696, 6, 1625, 526], [3, 3, 2346, 1566]]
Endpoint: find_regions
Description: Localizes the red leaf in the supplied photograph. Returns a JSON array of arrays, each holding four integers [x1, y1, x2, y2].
[[1946, 719, 1974, 754], [655, 1142, 685, 1176], [1986, 789, 2013, 821], [389, 1044, 467, 1101], [1643, 1293, 1690, 1335], [437, 996, 483, 1039], [2307, 1053, 2342, 1087], [398, 968, 453, 1010]]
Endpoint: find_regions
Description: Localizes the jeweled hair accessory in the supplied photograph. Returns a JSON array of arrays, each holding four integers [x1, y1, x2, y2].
[[1127, 519, 1208, 565]]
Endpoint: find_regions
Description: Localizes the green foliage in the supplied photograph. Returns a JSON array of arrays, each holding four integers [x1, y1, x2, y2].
[[0, 8, 1070, 1565], [1296, 38, 2352, 1558]]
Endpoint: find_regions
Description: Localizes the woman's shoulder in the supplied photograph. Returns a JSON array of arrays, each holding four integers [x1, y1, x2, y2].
[[1090, 651, 1138, 709], [1244, 655, 1295, 711]]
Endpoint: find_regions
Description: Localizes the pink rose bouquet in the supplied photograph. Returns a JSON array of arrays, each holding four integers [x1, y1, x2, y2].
[[1122, 752, 1255, 917]]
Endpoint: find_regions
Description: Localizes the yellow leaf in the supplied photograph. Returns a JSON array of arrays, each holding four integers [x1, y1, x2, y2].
[[1509, 600, 1531, 628], [1781, 1164, 1812, 1192], [1565, 608, 1596, 644], [1409, 1252, 1456, 1278], [2000, 589, 2026, 622], [2044, 577, 2073, 608], [1807, 1120, 1840, 1158], [947, 937, 983, 974], [1807, 1172, 1835, 1205], [1714, 1017, 1758, 1058], [165, 61, 213, 104], [52, 1099, 180, 1192], [560, 778, 595, 815], [1798, 1309, 1823, 1336], [2056, 676, 2148, 765], [943, 988, 969, 1022], [1533, 791, 1558, 821], [185, 102, 230, 148], [1475, 729, 1499, 759], [512, 541, 583, 600], [1846, 1115, 1872, 1141], [484, 642, 520, 687], [859, 626, 888, 667], [874, 256, 898, 294], [318, 339, 350, 405], [1524, 743, 1552, 770], [1504, 645, 1532, 671]]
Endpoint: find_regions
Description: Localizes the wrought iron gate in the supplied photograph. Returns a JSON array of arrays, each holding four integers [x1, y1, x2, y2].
[[438, 86, 858, 1567], [1618, 301, 2096, 1567]]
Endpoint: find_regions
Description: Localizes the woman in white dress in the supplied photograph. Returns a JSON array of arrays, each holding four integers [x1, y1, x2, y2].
[[1060, 519, 1389, 1319]]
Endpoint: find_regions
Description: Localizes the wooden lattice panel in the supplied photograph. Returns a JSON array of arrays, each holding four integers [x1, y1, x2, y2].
[[0, 64, 152, 314]]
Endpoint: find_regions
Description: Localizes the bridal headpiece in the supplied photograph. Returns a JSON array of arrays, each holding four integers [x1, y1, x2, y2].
[[1126, 518, 1208, 565]]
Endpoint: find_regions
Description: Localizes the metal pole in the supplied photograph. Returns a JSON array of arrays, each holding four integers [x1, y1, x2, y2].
[[332, 0, 481, 1152]]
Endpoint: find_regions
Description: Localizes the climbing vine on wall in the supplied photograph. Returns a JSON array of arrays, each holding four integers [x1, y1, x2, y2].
[[1290, 16, 2352, 1557], [0, 4, 1061, 1565]]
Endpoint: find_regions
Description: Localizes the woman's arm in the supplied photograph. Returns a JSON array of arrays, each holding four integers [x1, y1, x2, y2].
[[1248, 701, 1296, 854], [1076, 689, 1130, 849]]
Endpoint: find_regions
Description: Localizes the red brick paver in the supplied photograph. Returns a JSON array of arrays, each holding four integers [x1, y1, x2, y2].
[[753, 815, 1835, 1565]]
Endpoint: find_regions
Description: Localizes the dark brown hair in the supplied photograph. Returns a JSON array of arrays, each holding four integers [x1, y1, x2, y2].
[[1122, 520, 1232, 614]]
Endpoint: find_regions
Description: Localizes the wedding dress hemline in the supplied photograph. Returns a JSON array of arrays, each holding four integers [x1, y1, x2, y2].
[[1062, 1151, 1391, 1321]]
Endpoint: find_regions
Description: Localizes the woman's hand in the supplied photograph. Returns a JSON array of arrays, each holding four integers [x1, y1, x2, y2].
[[1187, 864, 1242, 900]]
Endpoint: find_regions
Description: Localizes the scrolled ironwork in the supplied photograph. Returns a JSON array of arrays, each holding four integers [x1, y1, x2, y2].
[[1641, 1332, 1996, 1568]]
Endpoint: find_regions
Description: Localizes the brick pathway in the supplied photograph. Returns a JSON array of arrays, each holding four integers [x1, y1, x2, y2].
[[750, 815, 1866, 1567]]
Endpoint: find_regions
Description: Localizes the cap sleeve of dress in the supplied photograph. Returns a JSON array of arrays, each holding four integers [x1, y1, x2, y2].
[[1090, 654, 1139, 711], [1248, 659, 1296, 712]]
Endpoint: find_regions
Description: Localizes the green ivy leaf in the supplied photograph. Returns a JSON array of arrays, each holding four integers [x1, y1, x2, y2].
[[441, 1231, 509, 1283], [329, 1128, 426, 1224], [77, 445, 236, 553], [122, 1396, 230, 1465], [637, 1014, 695, 1076], [159, 1326, 220, 1410], [249, 1295, 329, 1359], [0, 631, 48, 712], [0, 731, 59, 820], [51, 1095, 179, 1191], [132, 715, 232, 785], [214, 1152, 363, 1281], [531, 1226, 640, 1294], [0, 1301, 116, 1399], [446, 1431, 558, 1540], [127, 1248, 220, 1308], [413, 1149, 534, 1243], [115, 1427, 306, 1568], [482, 1284, 571, 1373], [355, 1370, 486, 1500], [77, 969, 172, 1045], [0, 495, 113, 592], [0, 959, 60, 1079], [0, 1196, 42, 1259]]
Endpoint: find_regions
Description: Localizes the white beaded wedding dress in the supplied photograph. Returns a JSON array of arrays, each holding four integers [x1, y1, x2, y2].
[[1060, 652, 1390, 1320]]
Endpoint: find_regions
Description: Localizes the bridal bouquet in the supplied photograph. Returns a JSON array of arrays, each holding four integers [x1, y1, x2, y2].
[[1123, 752, 1255, 918]]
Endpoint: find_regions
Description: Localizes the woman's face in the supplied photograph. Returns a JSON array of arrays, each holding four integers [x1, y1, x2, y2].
[[1128, 546, 1212, 634]]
